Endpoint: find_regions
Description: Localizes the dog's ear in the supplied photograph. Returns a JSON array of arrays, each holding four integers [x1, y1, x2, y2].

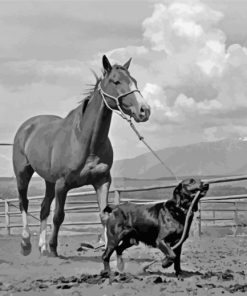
[[173, 183, 183, 207]]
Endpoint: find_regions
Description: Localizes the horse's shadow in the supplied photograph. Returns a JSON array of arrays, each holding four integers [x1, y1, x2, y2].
[[58, 254, 102, 263]]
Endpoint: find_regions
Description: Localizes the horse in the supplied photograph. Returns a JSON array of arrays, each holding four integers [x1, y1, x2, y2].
[[12, 55, 151, 257]]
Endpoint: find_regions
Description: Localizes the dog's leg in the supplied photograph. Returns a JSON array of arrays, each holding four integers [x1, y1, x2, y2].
[[156, 239, 176, 269], [173, 245, 183, 278], [101, 243, 115, 277], [116, 240, 133, 272], [115, 228, 137, 272]]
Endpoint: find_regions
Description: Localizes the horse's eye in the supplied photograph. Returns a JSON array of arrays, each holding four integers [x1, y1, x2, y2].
[[113, 81, 120, 85]]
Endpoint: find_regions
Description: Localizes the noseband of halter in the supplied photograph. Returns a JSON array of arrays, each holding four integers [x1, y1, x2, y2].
[[98, 83, 142, 120]]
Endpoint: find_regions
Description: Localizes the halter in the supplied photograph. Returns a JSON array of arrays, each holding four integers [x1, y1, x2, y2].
[[98, 82, 179, 182], [98, 82, 141, 120]]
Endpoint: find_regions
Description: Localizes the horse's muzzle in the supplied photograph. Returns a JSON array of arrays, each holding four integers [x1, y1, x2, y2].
[[132, 104, 151, 122]]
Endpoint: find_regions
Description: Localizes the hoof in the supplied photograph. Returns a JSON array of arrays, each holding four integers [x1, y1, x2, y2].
[[20, 238, 32, 256], [39, 243, 49, 255], [49, 244, 58, 257], [41, 250, 50, 256], [48, 250, 58, 257], [176, 270, 185, 280], [39, 246, 50, 256], [177, 274, 184, 281], [162, 257, 174, 269], [117, 255, 125, 272]]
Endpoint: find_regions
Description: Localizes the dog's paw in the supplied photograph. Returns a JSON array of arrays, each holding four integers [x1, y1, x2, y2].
[[175, 270, 183, 280], [162, 257, 174, 269]]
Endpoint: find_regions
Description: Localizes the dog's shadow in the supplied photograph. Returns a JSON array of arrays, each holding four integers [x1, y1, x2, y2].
[[141, 269, 202, 279], [56, 250, 202, 280]]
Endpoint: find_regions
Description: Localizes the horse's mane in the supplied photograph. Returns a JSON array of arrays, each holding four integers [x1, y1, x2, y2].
[[82, 70, 103, 103], [64, 71, 103, 128]]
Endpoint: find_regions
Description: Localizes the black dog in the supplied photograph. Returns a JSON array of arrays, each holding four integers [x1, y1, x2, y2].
[[102, 178, 209, 277]]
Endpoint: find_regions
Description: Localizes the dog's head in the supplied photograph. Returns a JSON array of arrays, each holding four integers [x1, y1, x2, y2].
[[172, 178, 209, 212]]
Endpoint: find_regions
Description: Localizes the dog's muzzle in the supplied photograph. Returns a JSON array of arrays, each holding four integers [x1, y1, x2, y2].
[[202, 183, 209, 191], [200, 183, 209, 195]]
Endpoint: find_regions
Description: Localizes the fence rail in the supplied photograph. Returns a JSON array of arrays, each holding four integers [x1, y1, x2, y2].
[[1, 175, 247, 236]]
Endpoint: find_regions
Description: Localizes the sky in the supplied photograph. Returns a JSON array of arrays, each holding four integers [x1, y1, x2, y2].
[[1, 0, 247, 175]]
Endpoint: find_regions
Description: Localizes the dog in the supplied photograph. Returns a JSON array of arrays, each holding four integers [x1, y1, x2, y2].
[[101, 178, 209, 278]]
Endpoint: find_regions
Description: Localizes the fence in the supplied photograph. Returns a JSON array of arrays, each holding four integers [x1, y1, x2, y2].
[[0, 175, 247, 236]]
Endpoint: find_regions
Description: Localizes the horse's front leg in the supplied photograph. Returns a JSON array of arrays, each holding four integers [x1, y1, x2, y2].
[[93, 174, 111, 246], [48, 178, 68, 257]]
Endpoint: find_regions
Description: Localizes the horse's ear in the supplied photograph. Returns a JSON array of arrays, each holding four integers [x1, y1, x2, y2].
[[123, 58, 132, 70], [102, 55, 112, 73]]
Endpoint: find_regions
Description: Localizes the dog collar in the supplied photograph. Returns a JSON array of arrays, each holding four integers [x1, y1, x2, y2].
[[180, 207, 188, 214], [180, 206, 194, 216]]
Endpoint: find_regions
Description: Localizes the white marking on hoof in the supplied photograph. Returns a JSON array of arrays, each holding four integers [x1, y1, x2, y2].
[[39, 218, 48, 252], [22, 211, 31, 239], [20, 235, 32, 256], [117, 255, 125, 272], [39, 243, 48, 255]]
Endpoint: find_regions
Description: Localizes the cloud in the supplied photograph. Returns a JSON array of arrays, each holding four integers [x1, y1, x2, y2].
[[0, 81, 80, 143], [104, 0, 247, 144], [2, 0, 247, 167], [0, 0, 146, 61], [0, 59, 92, 90]]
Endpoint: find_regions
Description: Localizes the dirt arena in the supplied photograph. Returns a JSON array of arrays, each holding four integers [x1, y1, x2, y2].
[[0, 233, 247, 296]]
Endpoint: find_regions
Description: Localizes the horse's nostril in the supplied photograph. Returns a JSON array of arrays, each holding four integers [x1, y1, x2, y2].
[[140, 107, 145, 114]]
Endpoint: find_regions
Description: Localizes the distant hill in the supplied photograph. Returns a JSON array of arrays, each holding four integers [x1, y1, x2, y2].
[[112, 138, 247, 179], [1, 138, 247, 180]]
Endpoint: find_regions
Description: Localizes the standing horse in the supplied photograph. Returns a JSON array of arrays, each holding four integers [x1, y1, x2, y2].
[[12, 55, 150, 256]]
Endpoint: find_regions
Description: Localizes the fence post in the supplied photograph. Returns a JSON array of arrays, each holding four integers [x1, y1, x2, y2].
[[198, 201, 202, 237], [233, 201, 238, 237], [114, 190, 120, 205], [5, 200, 10, 235]]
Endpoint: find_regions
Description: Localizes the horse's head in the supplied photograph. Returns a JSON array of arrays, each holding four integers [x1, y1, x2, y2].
[[99, 55, 151, 122]]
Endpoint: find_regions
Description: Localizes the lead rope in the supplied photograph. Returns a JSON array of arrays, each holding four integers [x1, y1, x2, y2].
[[98, 85, 179, 182], [143, 190, 201, 272], [127, 120, 179, 182]]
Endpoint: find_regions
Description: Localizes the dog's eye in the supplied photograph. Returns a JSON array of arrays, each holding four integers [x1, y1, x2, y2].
[[190, 179, 196, 184]]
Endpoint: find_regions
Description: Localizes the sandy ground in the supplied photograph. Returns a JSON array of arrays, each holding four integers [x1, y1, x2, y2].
[[0, 233, 247, 296]]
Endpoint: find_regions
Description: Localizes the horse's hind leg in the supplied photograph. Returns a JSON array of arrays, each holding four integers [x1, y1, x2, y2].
[[16, 165, 34, 256], [39, 181, 55, 255]]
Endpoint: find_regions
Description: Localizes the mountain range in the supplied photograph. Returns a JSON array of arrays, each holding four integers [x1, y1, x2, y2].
[[1, 138, 247, 178], [111, 138, 247, 179]]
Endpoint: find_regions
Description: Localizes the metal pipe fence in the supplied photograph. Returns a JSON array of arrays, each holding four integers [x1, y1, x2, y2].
[[0, 175, 247, 235]]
